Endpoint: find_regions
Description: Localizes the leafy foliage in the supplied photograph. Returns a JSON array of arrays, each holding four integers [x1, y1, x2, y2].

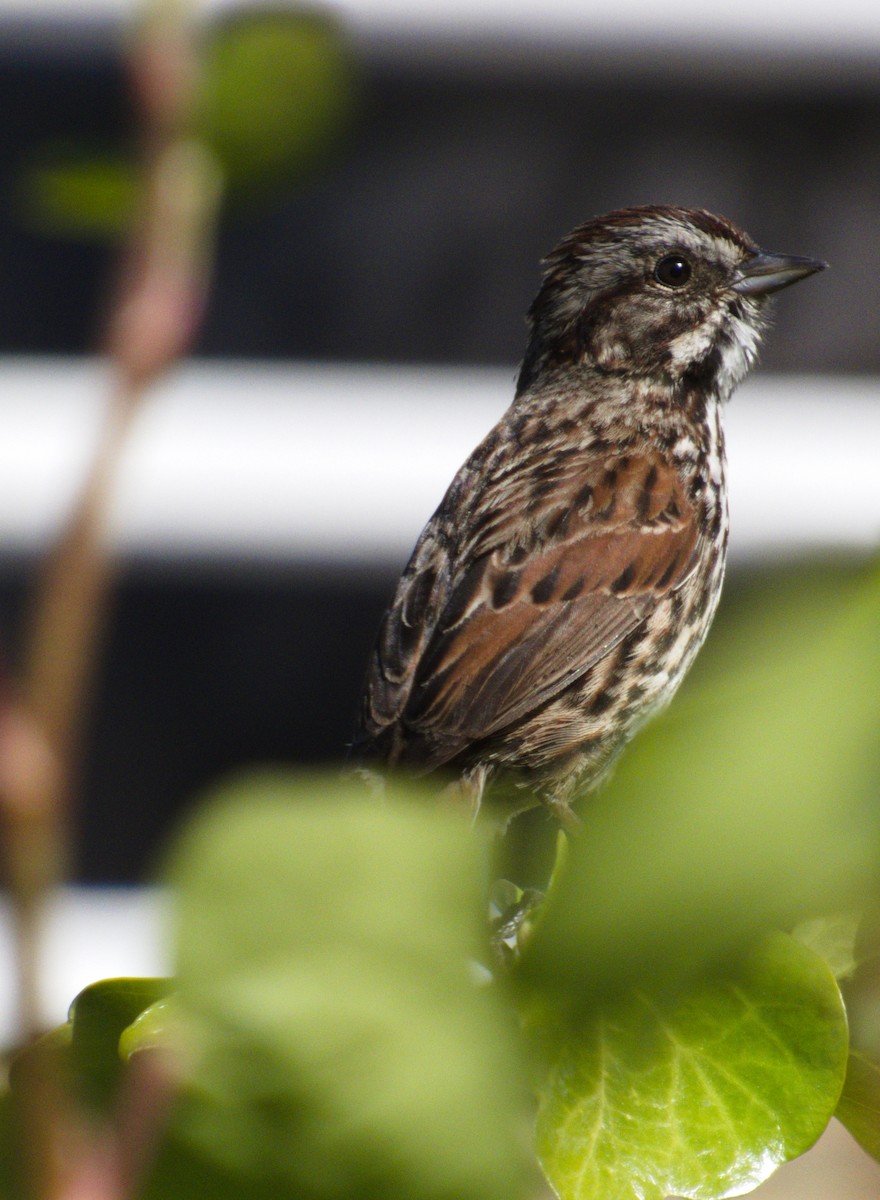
[[19, 9, 356, 237], [19, 155, 140, 238], [534, 934, 848, 1200], [517, 557, 880, 1196], [149, 777, 533, 1200], [792, 911, 861, 981], [3, 557, 879, 1199], [195, 10, 356, 196], [519, 559, 880, 1007], [68, 977, 174, 1110], [836, 1052, 880, 1161]]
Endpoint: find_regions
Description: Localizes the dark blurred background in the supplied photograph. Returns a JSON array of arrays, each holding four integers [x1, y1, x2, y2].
[[3, 17, 878, 371], [0, 7, 877, 880]]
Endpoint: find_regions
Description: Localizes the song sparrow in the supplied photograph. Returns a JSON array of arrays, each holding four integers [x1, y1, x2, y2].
[[352, 206, 825, 827]]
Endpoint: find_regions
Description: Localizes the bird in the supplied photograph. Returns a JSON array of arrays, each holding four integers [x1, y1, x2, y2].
[[351, 205, 826, 829]]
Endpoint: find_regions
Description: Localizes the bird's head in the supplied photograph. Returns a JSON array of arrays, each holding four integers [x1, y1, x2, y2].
[[518, 205, 826, 396]]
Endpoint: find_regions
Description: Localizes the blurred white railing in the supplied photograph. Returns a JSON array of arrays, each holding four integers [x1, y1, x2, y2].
[[2, 0, 880, 56], [0, 357, 877, 566]]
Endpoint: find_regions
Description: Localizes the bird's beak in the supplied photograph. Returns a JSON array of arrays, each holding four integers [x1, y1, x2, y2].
[[732, 250, 828, 296]]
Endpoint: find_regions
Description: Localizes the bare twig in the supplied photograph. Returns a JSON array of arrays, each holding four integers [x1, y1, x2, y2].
[[1, 2, 222, 1197]]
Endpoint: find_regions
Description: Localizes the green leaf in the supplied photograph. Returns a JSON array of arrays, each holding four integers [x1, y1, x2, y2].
[[836, 1051, 880, 1163], [18, 152, 138, 237], [7, 979, 171, 1128], [18, 11, 356, 241], [536, 933, 848, 1200], [842, 965, 880, 1074], [793, 911, 862, 980], [196, 11, 357, 195], [68, 977, 174, 1110], [844, 906, 880, 1062], [522, 559, 880, 1005], [158, 771, 532, 1200], [119, 994, 180, 1060], [0, 1088, 23, 1200], [6, 1023, 72, 1099], [5, 1026, 74, 1200]]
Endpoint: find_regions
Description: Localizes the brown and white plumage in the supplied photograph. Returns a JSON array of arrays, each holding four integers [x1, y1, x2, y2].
[[351, 206, 825, 824]]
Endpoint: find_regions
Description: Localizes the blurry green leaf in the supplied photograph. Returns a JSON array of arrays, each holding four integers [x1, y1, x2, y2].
[[522, 558, 880, 1005], [142, 1135, 259, 1200], [0, 1089, 15, 1199], [836, 1051, 880, 1162], [5, 1026, 73, 1200], [842, 956, 880, 1065], [19, 10, 356, 240], [7, 1023, 72, 1097], [119, 994, 180, 1060], [6, 978, 172, 1164], [68, 977, 174, 1110], [19, 154, 138, 237], [158, 771, 532, 1200], [196, 11, 357, 195], [536, 933, 848, 1200], [793, 912, 862, 980], [854, 903, 880, 965]]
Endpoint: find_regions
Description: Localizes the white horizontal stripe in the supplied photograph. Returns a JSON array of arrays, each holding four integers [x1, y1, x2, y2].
[[3, 0, 880, 48], [0, 358, 877, 565]]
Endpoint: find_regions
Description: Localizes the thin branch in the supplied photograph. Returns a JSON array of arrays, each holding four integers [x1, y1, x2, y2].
[[0, 2, 222, 1198]]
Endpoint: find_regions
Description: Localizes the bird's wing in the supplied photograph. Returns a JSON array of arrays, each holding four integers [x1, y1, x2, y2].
[[355, 530, 454, 755], [358, 451, 699, 769]]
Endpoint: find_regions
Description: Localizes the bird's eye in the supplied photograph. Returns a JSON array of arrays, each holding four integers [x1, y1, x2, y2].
[[654, 255, 692, 288]]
